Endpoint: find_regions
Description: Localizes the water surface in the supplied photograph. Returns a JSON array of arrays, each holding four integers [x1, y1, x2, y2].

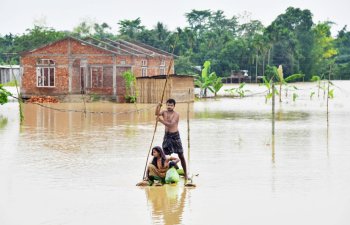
[[1, 81, 350, 225]]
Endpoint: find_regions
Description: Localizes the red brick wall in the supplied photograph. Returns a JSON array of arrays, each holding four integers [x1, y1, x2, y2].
[[20, 37, 174, 102], [132, 56, 174, 77], [21, 39, 70, 96]]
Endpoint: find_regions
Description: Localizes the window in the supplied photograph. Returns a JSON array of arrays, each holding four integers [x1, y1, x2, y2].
[[141, 67, 147, 77], [91, 66, 103, 88], [120, 60, 126, 65], [141, 59, 147, 66], [160, 59, 165, 66], [36, 59, 55, 87]]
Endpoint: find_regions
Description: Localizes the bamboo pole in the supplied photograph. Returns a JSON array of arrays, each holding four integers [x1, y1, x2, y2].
[[9, 63, 24, 124], [272, 82, 275, 136], [272, 134, 275, 164], [142, 37, 178, 180], [187, 89, 191, 175], [326, 65, 331, 127]]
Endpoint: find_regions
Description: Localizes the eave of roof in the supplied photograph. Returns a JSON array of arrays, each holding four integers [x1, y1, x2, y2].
[[19, 36, 176, 59], [136, 74, 195, 79]]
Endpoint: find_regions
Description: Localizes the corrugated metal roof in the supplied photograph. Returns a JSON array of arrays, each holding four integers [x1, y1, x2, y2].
[[19, 36, 174, 58], [0, 65, 20, 69]]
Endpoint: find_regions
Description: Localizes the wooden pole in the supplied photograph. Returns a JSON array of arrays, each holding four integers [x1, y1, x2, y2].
[[326, 64, 332, 127], [142, 37, 178, 180], [272, 82, 275, 136], [187, 89, 191, 175]]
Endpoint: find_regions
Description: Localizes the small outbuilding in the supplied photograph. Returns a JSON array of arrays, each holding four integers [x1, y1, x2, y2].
[[136, 74, 195, 103], [0, 65, 20, 84]]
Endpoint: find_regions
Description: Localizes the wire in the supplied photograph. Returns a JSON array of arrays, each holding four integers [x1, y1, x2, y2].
[[10, 95, 156, 115]]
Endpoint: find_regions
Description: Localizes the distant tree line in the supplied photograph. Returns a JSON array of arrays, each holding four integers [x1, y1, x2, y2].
[[1, 7, 350, 80]]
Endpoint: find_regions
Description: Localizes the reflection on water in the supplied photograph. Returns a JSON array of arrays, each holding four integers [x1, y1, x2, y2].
[[1, 81, 350, 225], [142, 185, 187, 225], [195, 110, 310, 121], [0, 115, 8, 129]]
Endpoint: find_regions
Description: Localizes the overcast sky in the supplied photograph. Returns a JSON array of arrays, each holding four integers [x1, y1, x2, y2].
[[0, 0, 348, 36]]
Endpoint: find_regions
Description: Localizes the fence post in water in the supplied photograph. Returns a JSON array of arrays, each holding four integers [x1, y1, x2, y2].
[[326, 65, 332, 127], [187, 88, 191, 175], [272, 82, 275, 136], [10, 64, 24, 124]]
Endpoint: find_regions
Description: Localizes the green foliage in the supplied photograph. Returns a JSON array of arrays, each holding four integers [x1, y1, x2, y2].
[[72, 20, 113, 39], [328, 89, 334, 98], [310, 91, 315, 99], [118, 18, 145, 39], [224, 83, 250, 98], [292, 93, 298, 102], [0, 84, 12, 105], [210, 74, 224, 97], [195, 61, 223, 97], [0, 116, 8, 129], [284, 74, 304, 82], [2, 80, 17, 87], [311, 75, 321, 82], [174, 55, 196, 75], [265, 87, 279, 103], [0, 8, 349, 80], [89, 93, 101, 102], [311, 22, 338, 77], [125, 95, 137, 103], [264, 65, 278, 81], [261, 76, 272, 92], [122, 70, 137, 103], [0, 26, 66, 64], [265, 7, 314, 78]]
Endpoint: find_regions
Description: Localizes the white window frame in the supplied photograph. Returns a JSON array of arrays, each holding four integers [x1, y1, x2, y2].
[[160, 59, 165, 66], [90, 66, 104, 88], [141, 59, 147, 66], [36, 59, 55, 87], [141, 67, 147, 77]]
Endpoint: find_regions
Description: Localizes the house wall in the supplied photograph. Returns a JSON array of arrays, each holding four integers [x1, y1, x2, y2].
[[20, 37, 174, 102], [21, 39, 73, 97], [133, 56, 174, 77], [21, 38, 128, 100]]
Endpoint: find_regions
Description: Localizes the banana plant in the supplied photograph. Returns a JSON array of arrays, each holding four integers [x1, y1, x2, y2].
[[208, 73, 224, 97], [310, 75, 327, 99], [224, 83, 250, 98], [275, 65, 304, 102], [195, 61, 222, 97], [260, 75, 280, 103], [310, 75, 321, 98]]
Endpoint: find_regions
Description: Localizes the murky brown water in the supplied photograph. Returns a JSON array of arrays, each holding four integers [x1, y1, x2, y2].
[[1, 81, 350, 225]]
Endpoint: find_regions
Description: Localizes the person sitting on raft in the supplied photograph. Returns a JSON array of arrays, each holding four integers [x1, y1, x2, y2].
[[146, 146, 179, 186]]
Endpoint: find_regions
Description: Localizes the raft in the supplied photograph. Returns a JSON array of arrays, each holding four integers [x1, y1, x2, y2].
[[136, 169, 196, 187]]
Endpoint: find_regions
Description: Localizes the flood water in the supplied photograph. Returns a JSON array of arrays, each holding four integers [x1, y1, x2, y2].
[[1, 81, 350, 225]]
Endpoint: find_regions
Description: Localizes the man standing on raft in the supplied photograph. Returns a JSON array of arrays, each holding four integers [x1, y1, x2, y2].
[[155, 98, 188, 182]]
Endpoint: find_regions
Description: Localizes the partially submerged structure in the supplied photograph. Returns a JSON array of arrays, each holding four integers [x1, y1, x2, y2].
[[223, 70, 251, 83], [136, 74, 195, 103], [0, 65, 20, 84], [20, 36, 176, 102]]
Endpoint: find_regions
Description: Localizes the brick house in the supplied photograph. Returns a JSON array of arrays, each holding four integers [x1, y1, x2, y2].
[[20, 36, 174, 102]]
